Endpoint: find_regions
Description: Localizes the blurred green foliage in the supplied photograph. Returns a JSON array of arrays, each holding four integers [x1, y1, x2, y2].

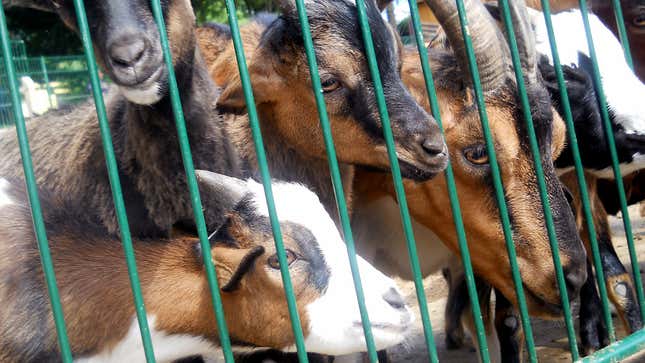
[[5, 1, 275, 56]]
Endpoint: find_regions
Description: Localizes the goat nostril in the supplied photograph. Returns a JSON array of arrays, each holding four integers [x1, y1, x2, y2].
[[383, 288, 406, 310], [109, 37, 147, 68], [422, 138, 445, 157]]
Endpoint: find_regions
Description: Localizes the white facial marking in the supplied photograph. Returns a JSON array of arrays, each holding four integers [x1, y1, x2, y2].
[[615, 283, 628, 298], [0, 178, 13, 209], [530, 8, 645, 135], [120, 82, 163, 105], [245, 180, 413, 355], [76, 316, 219, 363]]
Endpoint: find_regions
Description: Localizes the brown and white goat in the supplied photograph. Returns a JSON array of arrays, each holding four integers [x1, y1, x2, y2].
[[0, 172, 412, 362]]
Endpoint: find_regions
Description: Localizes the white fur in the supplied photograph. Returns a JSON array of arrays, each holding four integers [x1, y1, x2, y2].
[[244, 180, 413, 355], [592, 153, 645, 179], [76, 316, 219, 363], [0, 178, 13, 209], [120, 82, 162, 105], [529, 9, 645, 135]]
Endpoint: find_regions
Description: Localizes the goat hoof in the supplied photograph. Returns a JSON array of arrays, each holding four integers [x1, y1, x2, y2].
[[579, 309, 609, 355], [445, 331, 465, 350]]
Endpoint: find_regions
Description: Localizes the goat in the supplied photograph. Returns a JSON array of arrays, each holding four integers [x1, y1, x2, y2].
[[198, 0, 448, 221], [350, 0, 587, 361], [0, 0, 241, 239], [0, 171, 413, 362]]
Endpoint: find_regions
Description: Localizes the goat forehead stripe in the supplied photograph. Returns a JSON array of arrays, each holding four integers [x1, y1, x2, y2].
[[0, 178, 13, 208]]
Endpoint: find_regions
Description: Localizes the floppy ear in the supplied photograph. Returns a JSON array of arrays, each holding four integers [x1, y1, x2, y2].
[[216, 245, 266, 292], [216, 49, 284, 115], [196, 24, 232, 67], [2, 0, 54, 12]]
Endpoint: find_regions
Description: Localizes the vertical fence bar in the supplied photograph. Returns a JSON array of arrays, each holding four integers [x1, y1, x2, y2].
[[39, 56, 53, 109], [496, 1, 580, 359], [578, 0, 645, 323], [356, 0, 491, 361], [407, 0, 510, 361], [539, 0, 616, 343], [610, 0, 634, 69], [70, 1, 157, 362], [148, 1, 236, 361], [222, 1, 309, 362], [290, 0, 382, 360], [0, 6, 73, 362]]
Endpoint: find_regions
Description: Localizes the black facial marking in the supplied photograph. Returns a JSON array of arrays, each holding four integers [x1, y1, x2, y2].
[[221, 246, 266, 293]]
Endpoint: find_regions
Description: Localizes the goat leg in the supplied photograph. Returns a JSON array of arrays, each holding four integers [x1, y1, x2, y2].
[[579, 261, 610, 355], [493, 289, 524, 363], [596, 221, 642, 333], [442, 267, 468, 350]]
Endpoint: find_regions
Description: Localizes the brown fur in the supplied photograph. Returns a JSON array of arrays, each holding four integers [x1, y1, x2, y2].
[[0, 0, 239, 238], [0, 192, 317, 361], [354, 47, 575, 318]]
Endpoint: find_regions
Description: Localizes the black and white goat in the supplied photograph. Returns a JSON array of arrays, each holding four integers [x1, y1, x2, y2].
[[528, 7, 645, 178], [0, 172, 413, 362]]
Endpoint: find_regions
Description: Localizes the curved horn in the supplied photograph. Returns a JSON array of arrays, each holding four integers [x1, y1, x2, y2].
[[2, 0, 54, 12], [425, 0, 511, 92], [505, 0, 538, 84]]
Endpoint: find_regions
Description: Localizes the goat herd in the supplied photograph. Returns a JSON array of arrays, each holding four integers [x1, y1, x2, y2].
[[0, 0, 643, 362]]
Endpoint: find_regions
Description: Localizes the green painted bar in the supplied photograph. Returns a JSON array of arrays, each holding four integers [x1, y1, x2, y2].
[[223, 1, 309, 361], [39, 56, 54, 109], [538, 0, 616, 343], [579, 329, 645, 363], [0, 6, 73, 362], [406, 0, 501, 361], [610, 0, 634, 70], [578, 0, 645, 323], [497, 1, 580, 359], [291, 0, 382, 360], [71, 0, 157, 361], [148, 1, 236, 360]]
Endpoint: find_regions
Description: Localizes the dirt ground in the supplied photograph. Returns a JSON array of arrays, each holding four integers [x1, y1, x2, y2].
[[390, 204, 645, 362]]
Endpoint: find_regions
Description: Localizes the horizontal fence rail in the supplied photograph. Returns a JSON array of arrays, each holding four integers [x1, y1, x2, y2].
[[0, 0, 644, 362]]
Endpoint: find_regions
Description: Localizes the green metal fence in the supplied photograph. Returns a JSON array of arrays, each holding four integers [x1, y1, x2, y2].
[[0, 0, 643, 362], [0, 50, 96, 126]]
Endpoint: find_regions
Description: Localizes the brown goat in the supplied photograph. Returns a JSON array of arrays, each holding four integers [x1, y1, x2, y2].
[[353, 0, 586, 318], [197, 0, 448, 220], [0, 172, 412, 362]]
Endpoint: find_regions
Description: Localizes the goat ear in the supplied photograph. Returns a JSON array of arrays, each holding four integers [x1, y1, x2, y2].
[[215, 245, 266, 292], [216, 56, 283, 115]]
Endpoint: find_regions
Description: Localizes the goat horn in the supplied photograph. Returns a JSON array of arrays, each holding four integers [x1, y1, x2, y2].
[[425, 0, 511, 93], [504, 0, 538, 84], [2, 0, 54, 12], [195, 170, 249, 212]]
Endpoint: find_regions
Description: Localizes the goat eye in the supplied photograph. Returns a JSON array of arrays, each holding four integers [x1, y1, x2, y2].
[[634, 14, 645, 27], [463, 144, 489, 166], [320, 77, 341, 93], [267, 249, 298, 270]]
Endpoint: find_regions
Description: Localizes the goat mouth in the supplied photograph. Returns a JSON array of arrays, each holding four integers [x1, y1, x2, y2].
[[398, 159, 443, 182]]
